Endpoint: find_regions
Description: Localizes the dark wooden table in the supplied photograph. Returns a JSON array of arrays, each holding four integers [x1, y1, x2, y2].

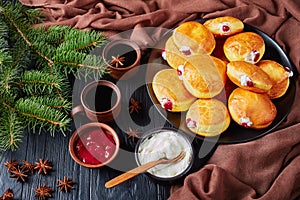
[[0, 47, 215, 199]]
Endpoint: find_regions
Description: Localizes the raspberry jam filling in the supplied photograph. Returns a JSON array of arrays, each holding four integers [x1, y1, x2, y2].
[[161, 97, 173, 111], [177, 64, 184, 80], [245, 50, 260, 63], [240, 117, 253, 128], [240, 74, 253, 87], [219, 22, 230, 33], [161, 48, 167, 60], [284, 67, 294, 77], [186, 118, 197, 128], [75, 129, 116, 165], [179, 46, 192, 56]]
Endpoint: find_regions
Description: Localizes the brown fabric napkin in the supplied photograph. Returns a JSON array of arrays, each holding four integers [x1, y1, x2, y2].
[[19, 0, 300, 199]]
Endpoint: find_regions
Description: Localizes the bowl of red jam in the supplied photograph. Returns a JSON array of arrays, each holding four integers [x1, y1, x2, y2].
[[69, 122, 120, 168]]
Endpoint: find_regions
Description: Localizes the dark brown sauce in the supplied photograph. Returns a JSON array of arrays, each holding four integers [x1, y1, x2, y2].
[[107, 44, 137, 68], [85, 85, 117, 112]]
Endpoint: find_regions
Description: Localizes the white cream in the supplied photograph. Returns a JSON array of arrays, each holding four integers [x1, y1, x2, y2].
[[240, 117, 253, 127], [286, 68, 293, 77], [161, 49, 167, 60], [240, 74, 252, 86], [245, 50, 259, 64], [179, 46, 192, 56], [137, 130, 192, 178], [177, 64, 184, 80]]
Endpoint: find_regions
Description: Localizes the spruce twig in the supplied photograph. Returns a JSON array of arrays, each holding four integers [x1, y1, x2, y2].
[[0, 107, 23, 151], [0, 2, 108, 152]]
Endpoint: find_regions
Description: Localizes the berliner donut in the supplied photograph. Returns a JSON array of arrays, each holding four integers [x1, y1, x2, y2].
[[173, 21, 216, 55], [152, 69, 196, 112], [257, 60, 292, 99], [226, 61, 273, 93], [180, 54, 225, 98], [210, 56, 227, 84], [223, 32, 265, 64], [228, 88, 277, 129], [164, 36, 189, 69], [186, 98, 230, 137], [204, 16, 244, 37]]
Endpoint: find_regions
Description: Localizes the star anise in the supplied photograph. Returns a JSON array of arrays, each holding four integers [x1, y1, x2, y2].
[[34, 184, 52, 200], [0, 188, 14, 200], [4, 159, 19, 173], [110, 55, 125, 68], [128, 98, 142, 114], [56, 176, 74, 193], [21, 160, 35, 174], [9, 166, 28, 182], [125, 128, 141, 142], [34, 158, 52, 175]]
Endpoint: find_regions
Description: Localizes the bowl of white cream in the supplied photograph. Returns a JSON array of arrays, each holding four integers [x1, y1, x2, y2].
[[135, 128, 194, 181]]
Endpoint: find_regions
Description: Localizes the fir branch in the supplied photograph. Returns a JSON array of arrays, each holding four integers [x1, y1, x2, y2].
[[38, 25, 70, 45], [19, 70, 70, 98], [0, 20, 9, 41], [14, 98, 71, 136], [60, 28, 107, 52], [1, 4, 55, 70], [2, 3, 108, 78], [20, 7, 42, 25], [0, 107, 24, 151], [53, 50, 108, 79], [0, 65, 20, 98], [27, 96, 71, 112], [0, 2, 109, 152]]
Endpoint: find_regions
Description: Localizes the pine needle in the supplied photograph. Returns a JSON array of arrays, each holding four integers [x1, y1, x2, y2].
[[0, 107, 23, 151], [0, 2, 108, 152]]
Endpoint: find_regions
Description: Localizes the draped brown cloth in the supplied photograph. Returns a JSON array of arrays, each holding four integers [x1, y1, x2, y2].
[[19, 0, 300, 199]]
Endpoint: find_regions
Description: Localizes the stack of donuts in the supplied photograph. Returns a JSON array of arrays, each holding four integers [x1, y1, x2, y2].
[[152, 16, 293, 137]]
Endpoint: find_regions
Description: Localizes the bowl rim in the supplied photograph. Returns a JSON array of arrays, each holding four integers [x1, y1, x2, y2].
[[102, 39, 142, 71], [134, 127, 194, 182], [81, 80, 121, 115], [69, 122, 120, 168]]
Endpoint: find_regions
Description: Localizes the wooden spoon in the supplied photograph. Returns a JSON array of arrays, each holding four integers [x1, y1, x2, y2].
[[105, 151, 185, 188]]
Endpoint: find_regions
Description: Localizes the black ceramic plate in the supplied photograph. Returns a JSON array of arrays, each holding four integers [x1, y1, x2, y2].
[[146, 20, 297, 144]]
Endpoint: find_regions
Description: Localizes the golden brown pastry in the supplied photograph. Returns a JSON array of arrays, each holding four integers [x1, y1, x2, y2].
[[179, 54, 225, 98], [210, 56, 227, 84], [173, 21, 216, 55], [203, 16, 244, 37], [164, 36, 189, 69], [257, 60, 293, 99], [226, 61, 273, 93], [152, 69, 196, 112], [223, 32, 265, 64], [186, 98, 230, 137], [228, 88, 277, 129]]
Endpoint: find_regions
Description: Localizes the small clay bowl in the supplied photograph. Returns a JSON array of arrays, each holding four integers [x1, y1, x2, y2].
[[71, 80, 121, 123], [102, 39, 141, 80], [135, 128, 194, 183], [69, 123, 120, 168]]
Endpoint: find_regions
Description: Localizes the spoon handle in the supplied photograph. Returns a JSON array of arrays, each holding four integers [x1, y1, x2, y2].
[[105, 159, 164, 188]]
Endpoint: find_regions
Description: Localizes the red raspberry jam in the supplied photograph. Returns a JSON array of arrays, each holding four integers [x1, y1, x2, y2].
[[161, 98, 173, 111], [241, 122, 250, 128], [75, 128, 116, 165], [246, 80, 254, 87], [179, 46, 192, 56], [222, 25, 230, 32], [252, 50, 260, 63], [161, 48, 167, 60], [186, 118, 197, 128], [177, 69, 182, 76]]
